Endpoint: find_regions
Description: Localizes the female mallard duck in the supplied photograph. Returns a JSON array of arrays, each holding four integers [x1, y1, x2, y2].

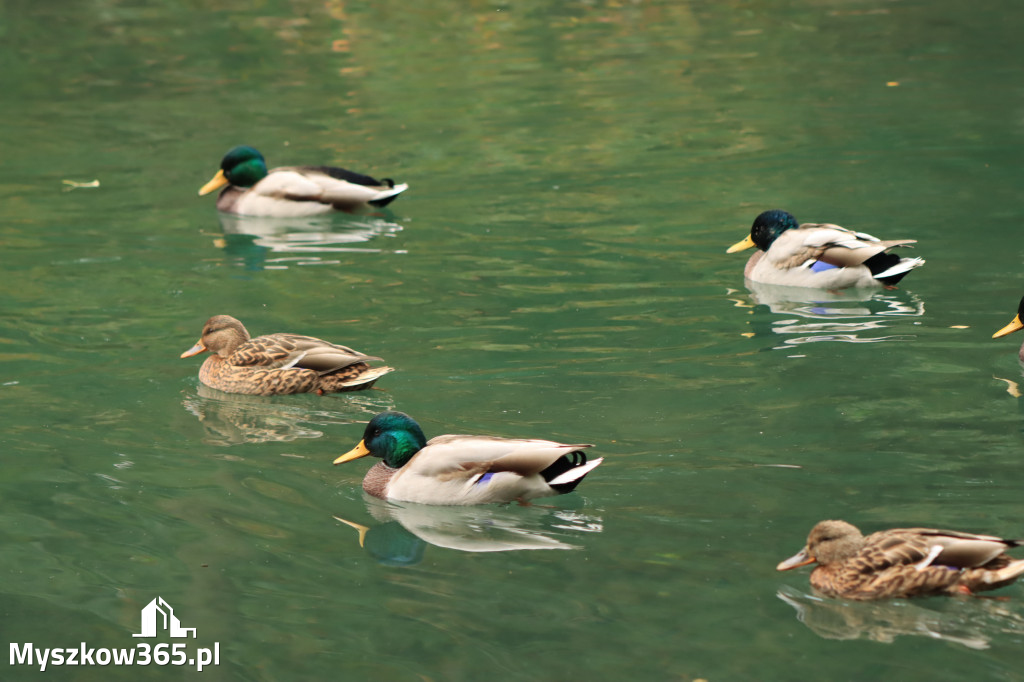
[[777, 520, 1024, 600], [198, 146, 408, 217], [333, 411, 603, 506], [992, 295, 1024, 361], [727, 210, 924, 288], [180, 315, 393, 396]]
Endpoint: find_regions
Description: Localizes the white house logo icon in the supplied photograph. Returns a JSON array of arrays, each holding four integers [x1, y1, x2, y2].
[[132, 597, 196, 638]]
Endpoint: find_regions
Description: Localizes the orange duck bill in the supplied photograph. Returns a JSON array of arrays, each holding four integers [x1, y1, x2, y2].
[[180, 340, 207, 358], [776, 547, 817, 571]]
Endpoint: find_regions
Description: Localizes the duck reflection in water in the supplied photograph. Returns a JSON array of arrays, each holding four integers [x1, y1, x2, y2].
[[776, 585, 1024, 650], [334, 497, 603, 566], [213, 212, 404, 271], [182, 383, 396, 446], [728, 280, 924, 349]]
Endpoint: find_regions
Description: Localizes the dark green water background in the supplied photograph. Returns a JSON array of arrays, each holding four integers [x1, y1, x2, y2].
[[4, 0, 1024, 680]]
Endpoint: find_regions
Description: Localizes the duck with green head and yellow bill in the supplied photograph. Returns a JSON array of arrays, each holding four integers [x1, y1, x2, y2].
[[334, 411, 603, 506], [993, 295, 1024, 361], [199, 146, 408, 217], [727, 210, 924, 289], [180, 314, 393, 396], [777, 520, 1024, 600]]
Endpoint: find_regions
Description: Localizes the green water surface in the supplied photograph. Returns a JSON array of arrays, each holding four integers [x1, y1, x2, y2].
[[3, 0, 1024, 680]]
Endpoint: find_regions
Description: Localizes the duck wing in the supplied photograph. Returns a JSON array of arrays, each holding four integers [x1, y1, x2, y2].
[[258, 167, 407, 207], [894, 528, 1020, 568], [229, 333, 381, 374], [405, 435, 595, 480], [298, 165, 388, 187], [862, 528, 1018, 571], [797, 223, 917, 268]]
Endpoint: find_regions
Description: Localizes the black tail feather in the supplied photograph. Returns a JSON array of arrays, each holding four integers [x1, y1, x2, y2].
[[864, 252, 910, 285], [541, 450, 590, 494]]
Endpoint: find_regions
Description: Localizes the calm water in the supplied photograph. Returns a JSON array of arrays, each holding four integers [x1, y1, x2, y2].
[[4, 0, 1024, 679]]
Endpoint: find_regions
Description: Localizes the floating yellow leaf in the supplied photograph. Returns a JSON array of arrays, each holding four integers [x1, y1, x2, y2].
[[61, 179, 100, 191]]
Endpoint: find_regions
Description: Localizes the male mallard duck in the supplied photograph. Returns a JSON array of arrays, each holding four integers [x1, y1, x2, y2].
[[198, 146, 408, 217], [727, 210, 924, 288], [180, 315, 393, 396], [333, 411, 603, 506], [992, 295, 1024, 361], [777, 520, 1024, 600]]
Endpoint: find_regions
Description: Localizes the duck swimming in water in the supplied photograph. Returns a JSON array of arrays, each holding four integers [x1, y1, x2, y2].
[[727, 210, 924, 288], [180, 314, 393, 395], [334, 411, 603, 506], [198, 145, 408, 217], [777, 520, 1024, 600]]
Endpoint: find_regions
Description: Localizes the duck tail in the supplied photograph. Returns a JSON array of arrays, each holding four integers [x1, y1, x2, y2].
[[543, 452, 604, 493], [341, 365, 395, 384], [983, 559, 1024, 585], [368, 183, 409, 207], [322, 366, 395, 392], [865, 252, 926, 285]]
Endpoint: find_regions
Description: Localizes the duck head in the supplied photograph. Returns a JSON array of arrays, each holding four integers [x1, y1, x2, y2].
[[334, 411, 428, 469], [727, 210, 800, 253], [777, 519, 865, 570], [181, 315, 251, 359], [199, 146, 269, 195]]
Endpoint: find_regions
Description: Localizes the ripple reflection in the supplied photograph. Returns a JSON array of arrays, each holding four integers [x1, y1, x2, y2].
[[182, 384, 396, 445], [213, 212, 405, 270], [334, 498, 603, 565], [732, 281, 925, 349], [777, 584, 1024, 649]]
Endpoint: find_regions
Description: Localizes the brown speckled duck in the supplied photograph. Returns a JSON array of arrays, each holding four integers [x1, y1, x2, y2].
[[181, 315, 393, 396], [333, 411, 603, 505], [992, 295, 1024, 361], [777, 520, 1024, 600]]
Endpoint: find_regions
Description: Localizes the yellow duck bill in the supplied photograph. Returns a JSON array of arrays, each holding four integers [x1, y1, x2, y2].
[[334, 439, 371, 465], [993, 314, 1024, 339], [198, 169, 229, 196], [726, 234, 756, 253]]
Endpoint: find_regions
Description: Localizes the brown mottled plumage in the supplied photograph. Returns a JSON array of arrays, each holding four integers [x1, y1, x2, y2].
[[777, 520, 1024, 600], [181, 315, 393, 396]]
